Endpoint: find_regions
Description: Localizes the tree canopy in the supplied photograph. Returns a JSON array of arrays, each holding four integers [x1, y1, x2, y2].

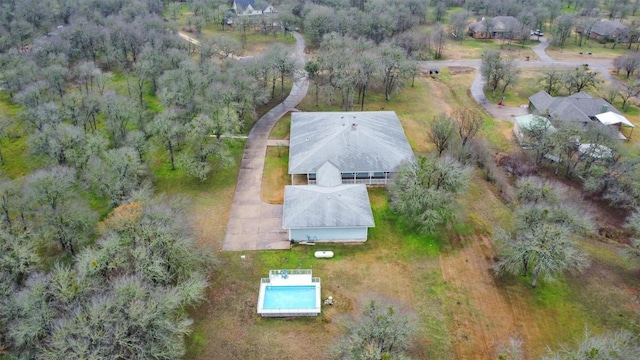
[[389, 155, 471, 234], [493, 177, 593, 287]]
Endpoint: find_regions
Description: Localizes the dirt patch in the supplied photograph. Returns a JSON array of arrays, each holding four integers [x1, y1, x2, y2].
[[449, 66, 475, 75], [189, 191, 235, 250], [440, 235, 544, 359], [545, 49, 620, 62]]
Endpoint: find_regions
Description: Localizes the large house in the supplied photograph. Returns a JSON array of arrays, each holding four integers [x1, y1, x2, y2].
[[529, 91, 620, 124], [283, 111, 415, 243], [528, 90, 634, 139], [467, 16, 523, 39], [288, 111, 415, 185], [577, 20, 628, 42]]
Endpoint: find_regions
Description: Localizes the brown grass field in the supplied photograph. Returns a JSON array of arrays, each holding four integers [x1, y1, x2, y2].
[[185, 63, 640, 359]]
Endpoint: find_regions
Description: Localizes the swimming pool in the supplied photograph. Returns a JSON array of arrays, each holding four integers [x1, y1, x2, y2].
[[257, 269, 321, 317], [263, 285, 316, 309]]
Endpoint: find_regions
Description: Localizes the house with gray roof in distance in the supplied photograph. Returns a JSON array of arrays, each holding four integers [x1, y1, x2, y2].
[[467, 16, 523, 39], [529, 91, 621, 124], [577, 19, 628, 42], [282, 162, 374, 243], [288, 111, 415, 185], [528, 90, 635, 139]]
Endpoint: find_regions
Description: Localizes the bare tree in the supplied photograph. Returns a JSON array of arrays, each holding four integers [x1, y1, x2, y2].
[[543, 330, 640, 359], [619, 80, 640, 111], [379, 43, 408, 101], [429, 114, 455, 156], [330, 299, 415, 360], [552, 14, 576, 47], [563, 65, 599, 94], [481, 50, 518, 98], [453, 109, 483, 147], [538, 67, 565, 96], [613, 53, 640, 79]]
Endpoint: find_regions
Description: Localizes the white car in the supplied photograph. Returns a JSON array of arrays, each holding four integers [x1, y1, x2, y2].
[[531, 29, 544, 36]]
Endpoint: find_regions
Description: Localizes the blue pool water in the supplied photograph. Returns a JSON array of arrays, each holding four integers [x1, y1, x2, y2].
[[263, 286, 316, 309]]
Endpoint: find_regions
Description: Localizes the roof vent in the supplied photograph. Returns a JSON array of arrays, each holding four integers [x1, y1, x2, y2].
[[351, 123, 358, 130]]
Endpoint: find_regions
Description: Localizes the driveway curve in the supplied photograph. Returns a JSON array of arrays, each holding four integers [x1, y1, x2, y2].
[[222, 32, 308, 251], [418, 38, 617, 121]]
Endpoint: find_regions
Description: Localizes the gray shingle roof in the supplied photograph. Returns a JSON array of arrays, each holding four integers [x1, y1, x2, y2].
[[591, 20, 627, 36], [529, 91, 553, 112], [282, 184, 374, 229], [528, 91, 620, 123], [288, 111, 415, 174], [235, 0, 255, 9], [316, 161, 342, 187]]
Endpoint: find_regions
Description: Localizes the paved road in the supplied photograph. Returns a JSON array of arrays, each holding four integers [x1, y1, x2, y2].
[[222, 32, 308, 251], [418, 37, 617, 121]]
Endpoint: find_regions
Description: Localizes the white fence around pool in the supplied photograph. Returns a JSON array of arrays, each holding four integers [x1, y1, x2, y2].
[[257, 269, 321, 317]]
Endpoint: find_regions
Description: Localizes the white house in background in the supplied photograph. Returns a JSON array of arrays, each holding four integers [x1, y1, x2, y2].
[[288, 111, 415, 185], [528, 91, 635, 140], [282, 162, 374, 243], [232, 0, 275, 16]]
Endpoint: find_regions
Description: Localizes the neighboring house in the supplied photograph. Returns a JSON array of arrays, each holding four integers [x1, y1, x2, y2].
[[288, 111, 415, 185], [529, 91, 621, 124], [528, 91, 635, 139], [467, 16, 523, 39], [513, 114, 556, 147], [577, 20, 628, 42], [282, 162, 374, 243], [231, 0, 275, 16]]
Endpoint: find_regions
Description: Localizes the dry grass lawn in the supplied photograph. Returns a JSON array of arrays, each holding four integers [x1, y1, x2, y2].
[[444, 38, 537, 61], [261, 146, 289, 204]]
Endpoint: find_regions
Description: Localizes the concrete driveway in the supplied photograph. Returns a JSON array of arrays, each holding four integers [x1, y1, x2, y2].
[[222, 33, 308, 251]]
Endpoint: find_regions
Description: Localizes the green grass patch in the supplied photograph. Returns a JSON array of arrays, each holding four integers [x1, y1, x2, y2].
[[445, 38, 537, 60], [368, 188, 441, 258], [0, 135, 40, 178], [85, 190, 114, 220], [480, 114, 512, 152], [261, 146, 289, 204], [268, 113, 290, 139], [185, 325, 208, 356], [257, 248, 318, 270], [153, 139, 245, 196], [546, 38, 635, 60], [0, 91, 22, 118]]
